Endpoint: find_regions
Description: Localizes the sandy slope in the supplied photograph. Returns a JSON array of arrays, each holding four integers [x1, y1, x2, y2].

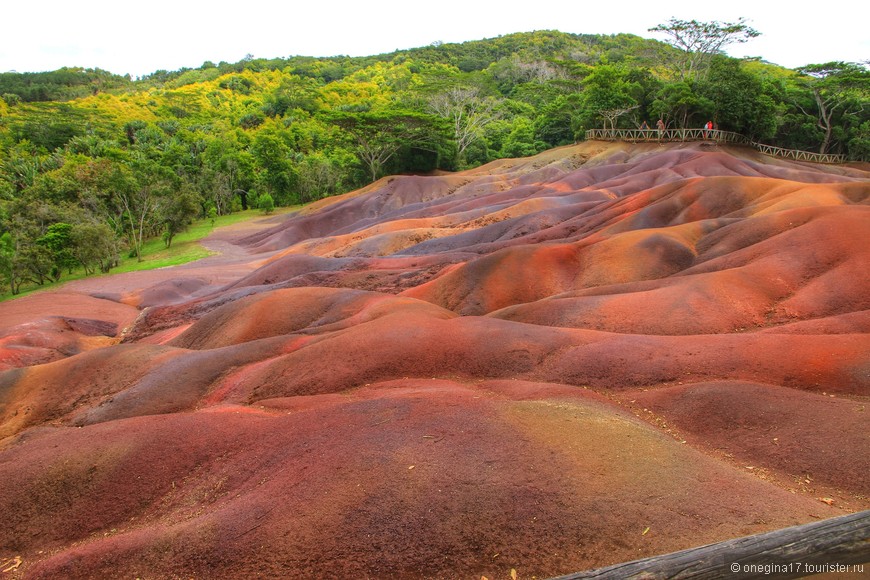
[[0, 141, 868, 579]]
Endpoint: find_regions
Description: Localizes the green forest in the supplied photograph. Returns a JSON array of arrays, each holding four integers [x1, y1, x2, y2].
[[1, 24, 868, 295]]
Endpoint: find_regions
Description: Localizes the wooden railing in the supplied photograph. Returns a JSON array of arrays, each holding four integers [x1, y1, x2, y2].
[[586, 128, 751, 146], [550, 509, 870, 579], [585, 128, 847, 164], [753, 142, 847, 164]]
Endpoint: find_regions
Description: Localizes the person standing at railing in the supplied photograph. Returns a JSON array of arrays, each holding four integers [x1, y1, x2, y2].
[[639, 121, 651, 140], [656, 118, 665, 139], [704, 120, 714, 139]]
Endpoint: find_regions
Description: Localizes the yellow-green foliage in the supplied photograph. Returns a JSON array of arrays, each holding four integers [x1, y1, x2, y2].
[[77, 93, 158, 123], [322, 80, 387, 109]]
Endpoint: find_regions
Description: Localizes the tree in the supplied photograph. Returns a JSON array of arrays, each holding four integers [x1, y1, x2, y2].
[[69, 220, 120, 274], [534, 93, 583, 146], [427, 86, 502, 164], [847, 120, 870, 160], [793, 62, 870, 154], [123, 155, 174, 261], [159, 187, 201, 248], [579, 65, 641, 130], [12, 235, 53, 287], [1, 144, 48, 193], [499, 116, 544, 158], [650, 82, 714, 129], [36, 222, 77, 280], [329, 110, 447, 182], [0, 232, 23, 294], [4, 200, 62, 287], [203, 137, 255, 213], [649, 18, 761, 81], [72, 157, 135, 241], [297, 153, 346, 202], [250, 130, 297, 205], [700, 56, 777, 140], [263, 76, 322, 117]]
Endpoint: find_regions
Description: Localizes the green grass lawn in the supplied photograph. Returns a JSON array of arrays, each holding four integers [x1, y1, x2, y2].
[[1, 206, 300, 302]]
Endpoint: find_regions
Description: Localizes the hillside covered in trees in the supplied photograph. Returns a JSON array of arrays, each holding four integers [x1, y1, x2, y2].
[[1, 27, 868, 294]]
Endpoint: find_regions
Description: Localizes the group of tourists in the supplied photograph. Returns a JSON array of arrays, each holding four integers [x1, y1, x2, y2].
[[637, 119, 717, 139]]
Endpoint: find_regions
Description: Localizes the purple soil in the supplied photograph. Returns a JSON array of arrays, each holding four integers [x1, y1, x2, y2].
[[0, 141, 868, 579]]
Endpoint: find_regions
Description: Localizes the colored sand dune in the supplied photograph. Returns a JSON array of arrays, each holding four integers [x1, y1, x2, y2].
[[0, 141, 868, 579]]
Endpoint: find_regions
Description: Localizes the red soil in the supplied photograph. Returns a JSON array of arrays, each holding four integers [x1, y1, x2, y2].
[[0, 142, 868, 579]]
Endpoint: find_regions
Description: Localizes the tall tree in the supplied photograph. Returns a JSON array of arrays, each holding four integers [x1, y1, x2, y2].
[[649, 18, 761, 81], [330, 110, 446, 182], [250, 130, 297, 205], [427, 86, 502, 164], [203, 137, 255, 213], [0, 232, 24, 294], [650, 82, 714, 129], [579, 65, 641, 130], [297, 153, 346, 203], [159, 185, 201, 248], [793, 62, 870, 154], [68, 219, 120, 274], [123, 155, 175, 261], [700, 57, 777, 140], [36, 222, 77, 280], [4, 201, 57, 287]]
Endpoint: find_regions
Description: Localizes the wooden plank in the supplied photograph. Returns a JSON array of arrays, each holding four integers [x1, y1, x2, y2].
[[550, 510, 870, 580]]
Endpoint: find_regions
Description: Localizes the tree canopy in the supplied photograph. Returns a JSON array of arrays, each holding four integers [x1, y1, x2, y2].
[[649, 18, 761, 81]]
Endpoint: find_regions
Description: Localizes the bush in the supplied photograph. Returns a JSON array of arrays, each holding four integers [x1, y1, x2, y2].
[[258, 192, 275, 214]]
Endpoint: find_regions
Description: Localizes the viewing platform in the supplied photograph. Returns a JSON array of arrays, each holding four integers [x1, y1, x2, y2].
[[585, 128, 848, 164]]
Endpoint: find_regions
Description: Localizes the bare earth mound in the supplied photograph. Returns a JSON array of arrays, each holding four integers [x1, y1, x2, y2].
[[0, 141, 868, 579]]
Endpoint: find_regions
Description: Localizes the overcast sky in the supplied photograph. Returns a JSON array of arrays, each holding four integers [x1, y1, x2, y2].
[[2, 1, 867, 78]]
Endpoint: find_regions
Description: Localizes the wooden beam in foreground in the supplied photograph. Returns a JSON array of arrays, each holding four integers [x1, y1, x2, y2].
[[550, 510, 870, 579]]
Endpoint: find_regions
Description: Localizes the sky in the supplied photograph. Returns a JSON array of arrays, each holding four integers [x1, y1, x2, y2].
[[2, 0, 867, 78]]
